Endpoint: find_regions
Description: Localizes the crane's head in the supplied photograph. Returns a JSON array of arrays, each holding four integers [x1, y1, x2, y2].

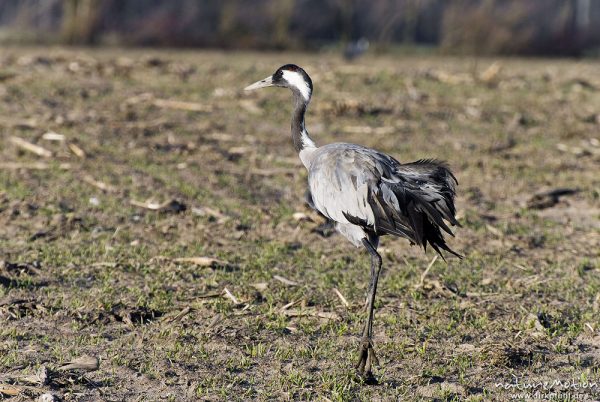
[[245, 64, 312, 102]]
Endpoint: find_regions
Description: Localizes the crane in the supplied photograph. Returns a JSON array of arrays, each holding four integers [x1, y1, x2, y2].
[[245, 64, 461, 383]]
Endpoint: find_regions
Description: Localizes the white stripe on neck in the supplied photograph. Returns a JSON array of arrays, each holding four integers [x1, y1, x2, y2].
[[282, 70, 311, 101], [301, 128, 316, 148]]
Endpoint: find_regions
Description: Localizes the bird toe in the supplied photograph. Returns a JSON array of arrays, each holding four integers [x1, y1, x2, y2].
[[356, 339, 379, 384]]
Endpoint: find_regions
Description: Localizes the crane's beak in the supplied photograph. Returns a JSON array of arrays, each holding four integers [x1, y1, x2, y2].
[[244, 76, 274, 91]]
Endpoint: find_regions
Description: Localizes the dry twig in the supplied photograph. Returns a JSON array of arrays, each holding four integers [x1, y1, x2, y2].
[[57, 355, 99, 372], [130, 199, 186, 213], [333, 288, 349, 308], [416, 255, 438, 288], [82, 175, 115, 192], [68, 143, 86, 158], [173, 257, 228, 267], [0, 162, 70, 170], [282, 309, 339, 320], [273, 275, 299, 286], [9, 136, 52, 157], [223, 287, 240, 305]]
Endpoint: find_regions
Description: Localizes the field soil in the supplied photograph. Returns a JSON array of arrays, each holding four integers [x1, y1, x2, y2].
[[0, 47, 599, 401]]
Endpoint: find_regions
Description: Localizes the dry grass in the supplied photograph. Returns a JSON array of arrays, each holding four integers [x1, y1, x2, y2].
[[0, 47, 599, 401]]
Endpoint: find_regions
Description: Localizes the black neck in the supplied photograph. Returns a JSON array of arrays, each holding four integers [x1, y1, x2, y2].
[[291, 91, 314, 152]]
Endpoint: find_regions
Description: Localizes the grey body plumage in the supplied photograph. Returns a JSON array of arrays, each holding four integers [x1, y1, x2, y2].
[[306, 143, 461, 257], [245, 64, 461, 383]]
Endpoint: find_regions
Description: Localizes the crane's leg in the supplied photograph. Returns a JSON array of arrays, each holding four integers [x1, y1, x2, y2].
[[356, 237, 382, 383]]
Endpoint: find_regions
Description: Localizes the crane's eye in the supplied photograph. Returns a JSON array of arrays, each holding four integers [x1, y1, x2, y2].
[[273, 69, 284, 82]]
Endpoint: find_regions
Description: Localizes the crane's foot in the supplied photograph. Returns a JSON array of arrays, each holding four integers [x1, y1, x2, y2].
[[356, 337, 379, 385]]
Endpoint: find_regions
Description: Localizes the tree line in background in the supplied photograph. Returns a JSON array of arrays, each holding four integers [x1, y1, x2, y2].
[[1, 0, 599, 55]]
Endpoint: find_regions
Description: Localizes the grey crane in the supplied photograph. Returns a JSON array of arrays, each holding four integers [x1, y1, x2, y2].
[[245, 64, 461, 382]]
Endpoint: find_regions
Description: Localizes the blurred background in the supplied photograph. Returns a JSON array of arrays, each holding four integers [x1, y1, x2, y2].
[[1, 0, 600, 56]]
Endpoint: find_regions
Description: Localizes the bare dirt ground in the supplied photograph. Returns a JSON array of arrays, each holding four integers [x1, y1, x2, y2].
[[0, 47, 599, 401]]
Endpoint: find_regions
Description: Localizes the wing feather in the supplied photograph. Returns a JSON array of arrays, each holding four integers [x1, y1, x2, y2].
[[307, 144, 461, 258]]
